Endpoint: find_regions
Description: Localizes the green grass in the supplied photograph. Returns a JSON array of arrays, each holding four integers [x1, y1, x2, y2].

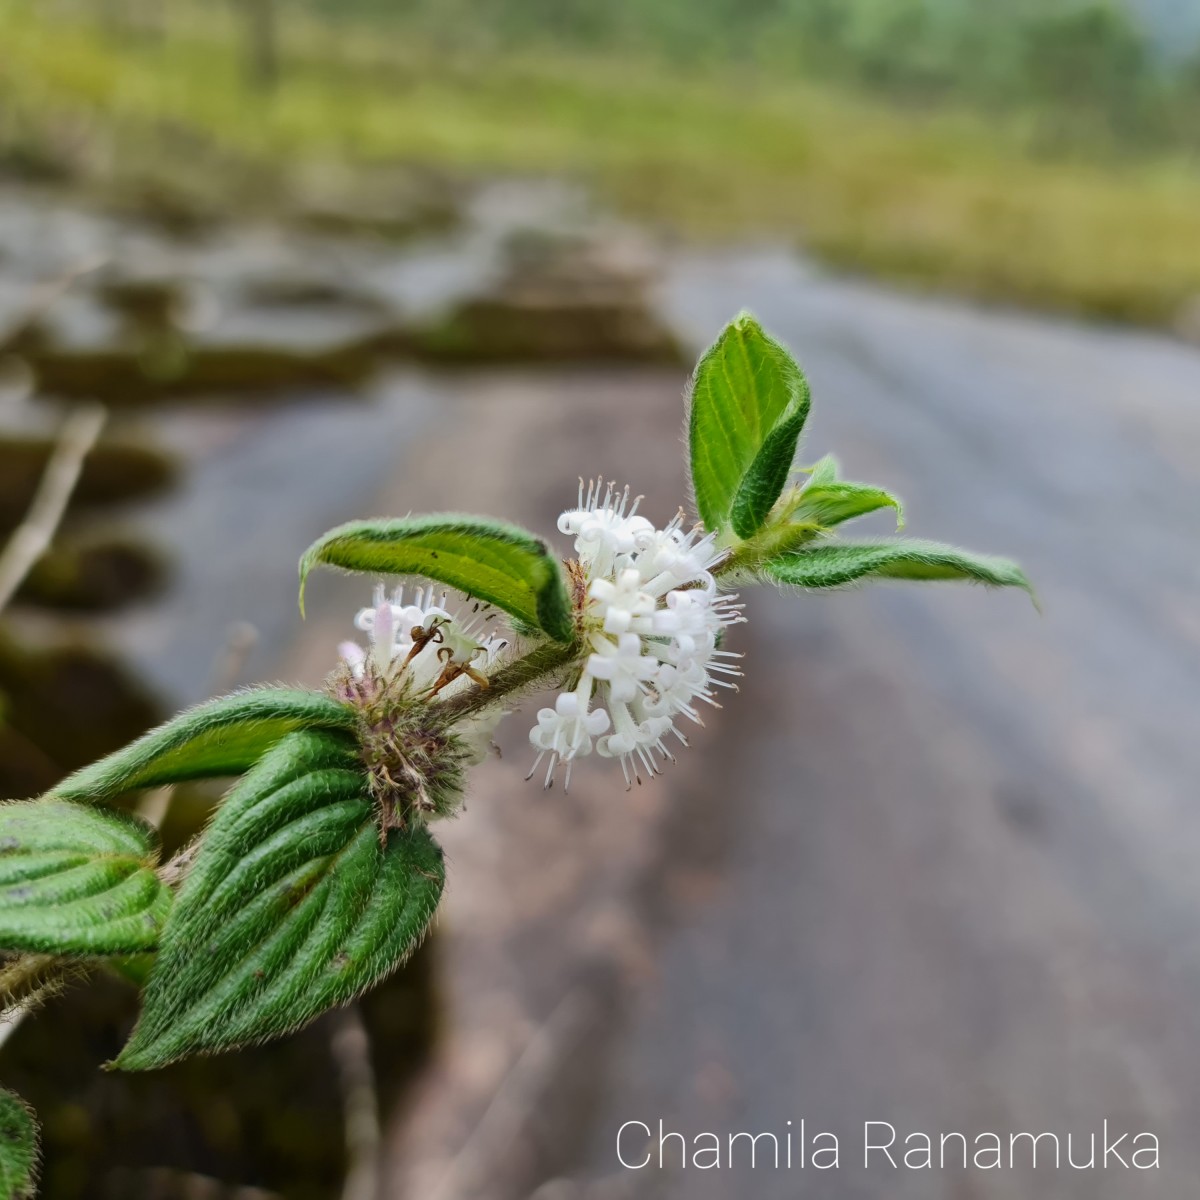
[[4, 0, 1200, 327]]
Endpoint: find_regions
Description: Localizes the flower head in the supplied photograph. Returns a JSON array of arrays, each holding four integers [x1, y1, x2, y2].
[[529, 480, 744, 790], [340, 583, 506, 700], [558, 479, 653, 579], [335, 584, 512, 829]]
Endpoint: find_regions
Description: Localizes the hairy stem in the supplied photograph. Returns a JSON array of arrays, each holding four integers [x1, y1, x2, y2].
[[712, 519, 823, 583], [440, 638, 579, 722], [0, 954, 60, 1006], [0, 954, 86, 1044]]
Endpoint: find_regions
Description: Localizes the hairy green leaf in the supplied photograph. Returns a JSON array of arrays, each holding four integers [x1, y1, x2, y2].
[[107, 953, 155, 988], [49, 688, 356, 805], [117, 730, 444, 1070], [688, 312, 811, 539], [730, 404, 810, 539], [0, 800, 170, 955], [764, 539, 1034, 597], [299, 514, 574, 643], [0, 1088, 38, 1200], [793, 457, 903, 530], [803, 455, 839, 488], [797, 482, 902, 529]]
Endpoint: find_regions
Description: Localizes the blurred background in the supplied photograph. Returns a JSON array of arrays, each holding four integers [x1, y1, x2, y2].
[[1, 0, 1199, 1197]]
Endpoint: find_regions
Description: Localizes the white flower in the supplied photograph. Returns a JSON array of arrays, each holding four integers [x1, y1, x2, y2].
[[530, 480, 744, 790], [585, 630, 660, 703], [558, 479, 653, 578], [526, 687, 611, 789], [632, 513, 723, 595], [340, 584, 507, 700], [596, 698, 676, 787], [587, 568, 655, 635], [337, 639, 367, 675], [651, 589, 717, 656], [639, 658, 711, 722]]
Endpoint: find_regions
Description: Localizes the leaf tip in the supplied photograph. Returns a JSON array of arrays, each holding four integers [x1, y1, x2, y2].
[[297, 541, 325, 618], [108, 1042, 144, 1073], [111, 1018, 177, 1073]]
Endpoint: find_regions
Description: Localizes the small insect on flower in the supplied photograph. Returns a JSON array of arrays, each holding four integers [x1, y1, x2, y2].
[[528, 480, 745, 791]]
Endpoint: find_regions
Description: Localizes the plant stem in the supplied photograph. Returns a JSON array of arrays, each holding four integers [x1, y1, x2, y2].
[[712, 518, 823, 583], [0, 954, 81, 1046], [440, 638, 579, 721], [0, 955, 59, 1006]]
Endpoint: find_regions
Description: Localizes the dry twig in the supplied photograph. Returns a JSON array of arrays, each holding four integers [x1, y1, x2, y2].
[[0, 403, 108, 1043], [0, 404, 107, 613]]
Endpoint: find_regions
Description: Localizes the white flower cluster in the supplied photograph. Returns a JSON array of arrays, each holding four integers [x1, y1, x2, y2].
[[339, 583, 507, 697], [529, 481, 744, 789], [339, 585, 510, 764]]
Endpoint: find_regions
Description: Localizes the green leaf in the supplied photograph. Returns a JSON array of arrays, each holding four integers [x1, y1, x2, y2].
[[764, 539, 1035, 598], [117, 730, 444, 1070], [0, 800, 171, 955], [107, 953, 155, 988], [793, 457, 903, 530], [803, 455, 839, 488], [0, 1088, 38, 1200], [299, 513, 574, 643], [797, 482, 902, 530], [48, 688, 356, 805], [688, 311, 811, 539], [729, 405, 810, 539]]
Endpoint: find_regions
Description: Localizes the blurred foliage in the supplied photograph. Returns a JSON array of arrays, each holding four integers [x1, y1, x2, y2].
[[312, 0, 1200, 150], [0, 631, 161, 800], [3, 0, 1200, 324]]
